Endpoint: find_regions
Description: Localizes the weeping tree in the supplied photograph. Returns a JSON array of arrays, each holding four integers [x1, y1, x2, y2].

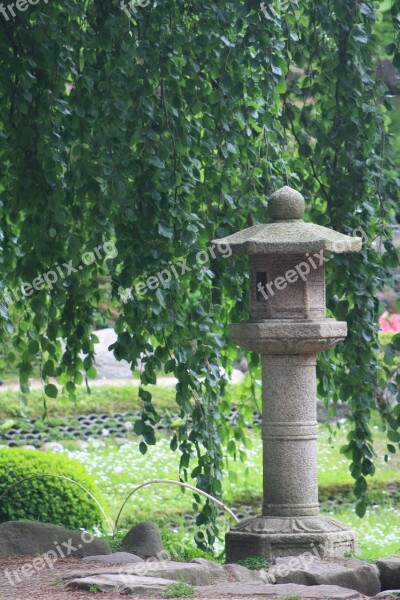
[[0, 0, 399, 547]]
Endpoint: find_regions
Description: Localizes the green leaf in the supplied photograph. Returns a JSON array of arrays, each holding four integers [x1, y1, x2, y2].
[[165, 359, 175, 373], [158, 221, 173, 238], [134, 420, 144, 435], [28, 341, 39, 355], [86, 366, 97, 379], [355, 501, 367, 518], [44, 384, 58, 399]]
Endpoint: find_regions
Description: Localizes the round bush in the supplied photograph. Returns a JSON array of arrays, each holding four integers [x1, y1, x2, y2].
[[0, 447, 108, 530]]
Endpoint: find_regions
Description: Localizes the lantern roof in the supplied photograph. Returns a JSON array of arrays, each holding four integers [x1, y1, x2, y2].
[[212, 186, 362, 255]]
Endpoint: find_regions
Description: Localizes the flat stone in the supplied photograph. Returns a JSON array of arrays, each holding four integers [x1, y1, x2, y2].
[[226, 563, 264, 583], [122, 521, 163, 558], [0, 520, 111, 557], [197, 582, 364, 598], [83, 552, 143, 564], [377, 556, 400, 590], [63, 560, 212, 586], [190, 557, 227, 582], [68, 574, 175, 595], [266, 556, 380, 597], [374, 592, 400, 599]]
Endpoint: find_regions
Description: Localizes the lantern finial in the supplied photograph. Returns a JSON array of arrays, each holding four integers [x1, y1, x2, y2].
[[268, 185, 305, 220]]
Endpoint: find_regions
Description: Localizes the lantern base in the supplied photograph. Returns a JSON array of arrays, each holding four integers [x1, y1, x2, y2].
[[225, 515, 357, 562]]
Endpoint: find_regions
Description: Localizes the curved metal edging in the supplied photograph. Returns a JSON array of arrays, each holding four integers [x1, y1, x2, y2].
[[113, 478, 239, 536]]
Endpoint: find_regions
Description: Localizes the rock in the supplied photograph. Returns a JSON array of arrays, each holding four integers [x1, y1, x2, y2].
[[22, 444, 37, 450], [374, 592, 400, 599], [40, 442, 63, 452], [90, 328, 132, 379], [0, 520, 111, 557], [266, 555, 380, 597], [75, 440, 89, 449], [227, 563, 264, 583], [83, 552, 143, 564], [63, 560, 212, 586], [68, 574, 175, 595], [377, 556, 400, 590], [197, 582, 364, 598], [190, 557, 227, 582], [122, 521, 163, 558]]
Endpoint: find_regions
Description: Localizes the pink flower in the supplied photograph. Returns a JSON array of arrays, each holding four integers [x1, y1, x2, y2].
[[390, 313, 400, 332], [379, 312, 400, 332]]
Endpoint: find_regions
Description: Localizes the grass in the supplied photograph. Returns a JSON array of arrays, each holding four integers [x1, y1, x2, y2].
[[163, 582, 195, 598], [0, 383, 177, 421], [161, 530, 218, 562], [236, 556, 271, 570]]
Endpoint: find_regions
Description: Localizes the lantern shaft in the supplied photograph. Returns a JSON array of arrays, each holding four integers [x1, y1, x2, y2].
[[262, 354, 319, 518]]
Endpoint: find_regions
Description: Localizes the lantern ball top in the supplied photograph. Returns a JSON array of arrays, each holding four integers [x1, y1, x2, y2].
[[212, 185, 362, 256], [268, 185, 305, 220]]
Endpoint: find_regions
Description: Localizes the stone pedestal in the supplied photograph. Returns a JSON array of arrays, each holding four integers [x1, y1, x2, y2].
[[225, 515, 356, 562]]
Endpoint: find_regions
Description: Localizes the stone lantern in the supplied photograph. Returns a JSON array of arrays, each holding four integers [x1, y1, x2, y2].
[[213, 186, 361, 561]]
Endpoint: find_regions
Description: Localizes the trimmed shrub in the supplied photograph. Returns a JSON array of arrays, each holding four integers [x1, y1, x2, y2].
[[0, 447, 107, 530]]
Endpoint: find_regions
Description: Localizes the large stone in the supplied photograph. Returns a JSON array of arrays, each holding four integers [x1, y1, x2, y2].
[[91, 328, 132, 379], [83, 552, 143, 564], [374, 592, 400, 599], [63, 560, 212, 586], [266, 555, 380, 597], [0, 520, 111, 557], [68, 574, 175, 595], [377, 556, 400, 590], [122, 521, 163, 558], [197, 582, 364, 598]]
